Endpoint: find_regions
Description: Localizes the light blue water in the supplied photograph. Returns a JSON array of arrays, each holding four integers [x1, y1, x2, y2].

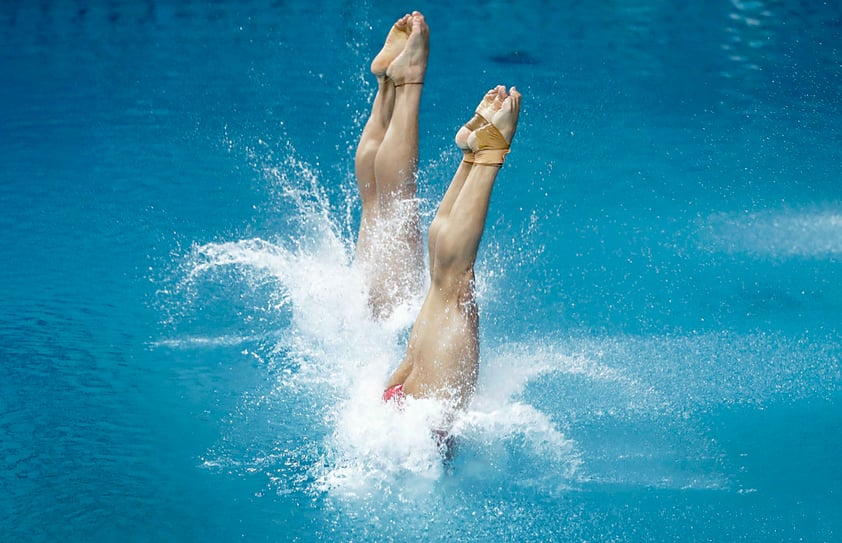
[[2, 1, 840, 541]]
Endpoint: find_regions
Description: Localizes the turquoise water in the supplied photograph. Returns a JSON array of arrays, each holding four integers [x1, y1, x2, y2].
[[2, 1, 840, 541]]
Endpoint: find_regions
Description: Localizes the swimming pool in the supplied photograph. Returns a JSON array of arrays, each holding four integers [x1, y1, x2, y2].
[[1, 1, 840, 541]]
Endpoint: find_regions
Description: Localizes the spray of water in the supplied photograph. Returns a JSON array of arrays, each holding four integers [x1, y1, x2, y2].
[[160, 138, 584, 503]]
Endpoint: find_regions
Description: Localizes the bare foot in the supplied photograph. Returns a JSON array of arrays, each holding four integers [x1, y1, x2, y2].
[[371, 14, 412, 76], [455, 85, 506, 151], [386, 11, 429, 86]]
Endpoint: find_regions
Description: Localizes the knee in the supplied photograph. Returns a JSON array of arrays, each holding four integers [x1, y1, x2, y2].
[[429, 220, 468, 276], [355, 137, 381, 165], [429, 217, 457, 265], [428, 215, 444, 250]]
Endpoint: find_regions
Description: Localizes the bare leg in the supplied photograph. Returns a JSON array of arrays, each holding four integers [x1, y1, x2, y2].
[[354, 12, 428, 318], [354, 75, 395, 265], [387, 87, 522, 409], [354, 14, 409, 264], [428, 86, 506, 274], [385, 87, 501, 386]]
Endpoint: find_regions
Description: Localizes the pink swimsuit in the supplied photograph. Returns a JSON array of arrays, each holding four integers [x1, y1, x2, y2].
[[382, 383, 406, 404]]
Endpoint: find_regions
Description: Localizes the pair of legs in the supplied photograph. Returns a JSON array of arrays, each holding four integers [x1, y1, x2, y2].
[[354, 13, 521, 410], [354, 12, 428, 318]]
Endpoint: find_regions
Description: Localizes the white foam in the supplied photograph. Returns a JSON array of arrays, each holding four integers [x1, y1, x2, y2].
[[163, 143, 588, 498], [150, 333, 272, 349], [699, 206, 842, 258]]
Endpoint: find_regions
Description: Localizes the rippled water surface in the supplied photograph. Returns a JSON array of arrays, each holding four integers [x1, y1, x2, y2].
[[1, 1, 840, 541]]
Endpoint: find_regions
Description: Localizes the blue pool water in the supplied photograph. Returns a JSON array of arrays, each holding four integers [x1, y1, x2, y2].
[[2, 1, 840, 541]]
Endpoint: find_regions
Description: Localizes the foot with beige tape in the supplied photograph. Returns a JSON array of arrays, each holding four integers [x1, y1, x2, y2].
[[467, 86, 521, 166], [455, 85, 506, 162]]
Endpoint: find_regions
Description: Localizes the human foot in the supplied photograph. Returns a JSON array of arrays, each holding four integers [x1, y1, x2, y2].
[[386, 11, 429, 86], [455, 86, 506, 157], [467, 86, 522, 166], [371, 14, 412, 76]]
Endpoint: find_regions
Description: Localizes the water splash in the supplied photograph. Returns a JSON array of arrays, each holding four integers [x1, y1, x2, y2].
[[159, 140, 583, 502]]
